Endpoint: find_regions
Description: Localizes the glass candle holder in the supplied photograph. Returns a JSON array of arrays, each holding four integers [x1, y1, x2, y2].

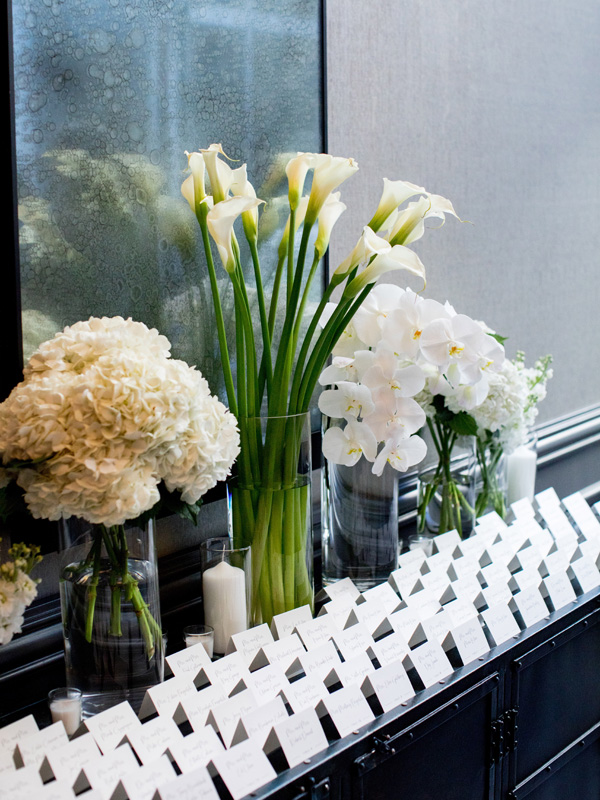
[[200, 538, 251, 656], [183, 624, 214, 658], [48, 687, 82, 736]]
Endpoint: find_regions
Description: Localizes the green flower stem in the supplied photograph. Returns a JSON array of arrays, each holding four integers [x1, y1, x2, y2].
[[286, 208, 296, 306], [248, 238, 273, 393], [84, 536, 102, 643], [268, 254, 286, 338]]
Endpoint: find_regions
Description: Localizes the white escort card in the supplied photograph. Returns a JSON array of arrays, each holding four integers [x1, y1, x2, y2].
[[228, 624, 274, 665], [369, 631, 410, 667], [569, 557, 600, 594], [539, 550, 572, 578], [82, 742, 139, 800], [579, 538, 600, 562], [480, 602, 521, 647], [317, 577, 361, 603], [476, 511, 508, 534], [122, 716, 182, 765], [139, 677, 198, 724], [271, 605, 313, 640], [0, 714, 38, 754], [511, 497, 536, 520], [541, 571, 577, 611], [447, 557, 481, 582], [267, 708, 329, 768], [317, 596, 355, 629], [480, 562, 513, 587], [84, 701, 142, 753], [165, 641, 211, 683], [208, 689, 258, 748], [442, 599, 479, 626], [121, 754, 176, 800], [44, 732, 101, 789], [346, 599, 391, 638], [397, 548, 427, 569], [403, 640, 453, 688], [0, 750, 15, 774], [563, 492, 600, 538], [317, 685, 375, 739], [409, 611, 453, 648], [419, 570, 453, 601], [480, 582, 514, 610], [360, 582, 402, 615], [211, 739, 277, 800], [538, 505, 578, 539], [362, 660, 415, 712], [535, 487, 562, 510], [335, 652, 375, 689], [509, 567, 543, 593], [2, 763, 44, 799], [443, 618, 489, 665], [295, 615, 339, 650], [332, 622, 375, 662], [451, 575, 484, 604], [232, 695, 289, 749], [281, 675, 329, 714], [36, 779, 77, 800], [298, 640, 342, 682], [201, 652, 251, 695], [246, 662, 290, 704], [508, 545, 543, 573], [454, 536, 487, 559], [176, 683, 228, 731], [387, 607, 421, 641], [167, 725, 224, 774], [432, 529, 462, 553], [14, 720, 68, 776], [510, 587, 549, 629], [253, 632, 306, 674], [155, 766, 220, 800], [388, 569, 424, 601]]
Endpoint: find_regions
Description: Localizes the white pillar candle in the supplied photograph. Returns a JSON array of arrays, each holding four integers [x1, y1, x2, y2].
[[507, 445, 537, 505], [202, 560, 247, 654], [49, 697, 82, 736]]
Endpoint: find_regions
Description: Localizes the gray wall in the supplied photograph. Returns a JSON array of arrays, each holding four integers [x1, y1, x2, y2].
[[326, 0, 600, 425]]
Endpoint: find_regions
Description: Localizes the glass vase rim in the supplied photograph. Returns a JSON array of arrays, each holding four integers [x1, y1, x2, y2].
[[200, 535, 252, 555], [238, 410, 310, 422]]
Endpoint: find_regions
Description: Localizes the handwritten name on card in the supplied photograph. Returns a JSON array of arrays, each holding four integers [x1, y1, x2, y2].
[[271, 605, 313, 640], [2, 764, 43, 799], [83, 742, 139, 800], [45, 733, 101, 786], [139, 677, 198, 723], [542, 571, 577, 611], [165, 642, 211, 681], [156, 766, 220, 800], [445, 619, 489, 665], [14, 721, 68, 771], [229, 624, 274, 664], [236, 696, 289, 748], [125, 716, 182, 765], [178, 683, 228, 730], [281, 675, 328, 715], [363, 660, 415, 712], [510, 587, 549, 628], [121, 754, 175, 800], [370, 631, 410, 667], [246, 663, 290, 704], [319, 685, 375, 739], [272, 708, 328, 768], [0, 715, 38, 754], [360, 582, 401, 614], [212, 739, 277, 800], [204, 652, 250, 695], [405, 640, 453, 688], [210, 689, 258, 748], [481, 602, 521, 646], [295, 616, 338, 650], [332, 622, 374, 662], [563, 492, 600, 538], [167, 726, 224, 774], [570, 557, 600, 594], [260, 633, 306, 673], [319, 577, 361, 603], [84, 701, 142, 753], [299, 640, 342, 682]]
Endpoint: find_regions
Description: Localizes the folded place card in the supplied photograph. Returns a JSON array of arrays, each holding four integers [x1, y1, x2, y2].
[[541, 571, 577, 611], [139, 677, 198, 724], [509, 587, 549, 629], [166, 725, 224, 774], [442, 599, 479, 626], [535, 487, 562, 510], [154, 766, 220, 800], [447, 557, 480, 582], [317, 577, 361, 603], [211, 739, 277, 800], [538, 506, 577, 539], [295, 615, 339, 650], [253, 633, 306, 674], [246, 662, 290, 704], [232, 695, 289, 749], [165, 641, 211, 683], [44, 732, 101, 789], [335, 651, 375, 689], [508, 545, 543, 573], [0, 750, 16, 774], [511, 497, 536, 520], [397, 549, 427, 570], [487, 541, 516, 567], [579, 539, 600, 562], [503, 527, 532, 553], [280, 675, 329, 714], [298, 640, 342, 682], [432, 529, 462, 553], [362, 659, 415, 712], [476, 511, 508, 534], [332, 622, 375, 662], [480, 602, 521, 647], [317, 596, 355, 630], [201, 652, 251, 696], [409, 595, 443, 621], [563, 492, 600, 538], [82, 742, 140, 800], [569, 557, 600, 594], [84, 702, 142, 754], [3, 764, 45, 800], [369, 631, 410, 667], [360, 582, 402, 615], [388, 569, 424, 601], [443, 618, 489, 665], [424, 551, 454, 573], [268, 708, 329, 768], [451, 576, 484, 604], [346, 599, 391, 638], [480, 582, 514, 610], [454, 536, 487, 559], [539, 550, 572, 578], [0, 714, 38, 754], [317, 685, 375, 739], [121, 754, 176, 800], [480, 562, 512, 587], [270, 605, 314, 640], [228, 624, 274, 665], [509, 567, 543, 593], [176, 683, 228, 731], [37, 779, 77, 800], [412, 609, 454, 647], [419, 570, 452, 599], [208, 689, 258, 748], [403, 640, 453, 688], [551, 535, 579, 561], [14, 720, 68, 776], [122, 716, 182, 765], [387, 607, 421, 641]]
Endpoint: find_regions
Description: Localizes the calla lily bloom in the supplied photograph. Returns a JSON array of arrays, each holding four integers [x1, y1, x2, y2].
[[322, 421, 378, 467], [207, 195, 263, 273], [230, 164, 260, 241], [372, 433, 427, 476], [278, 195, 309, 260], [368, 178, 427, 232], [333, 226, 392, 279], [314, 192, 346, 258], [344, 244, 426, 298], [388, 192, 460, 247], [201, 143, 235, 205], [181, 151, 207, 213], [286, 152, 316, 211], [305, 154, 358, 225]]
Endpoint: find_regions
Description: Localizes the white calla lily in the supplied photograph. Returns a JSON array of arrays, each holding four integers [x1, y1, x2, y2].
[[278, 195, 309, 260], [314, 192, 346, 258], [344, 244, 426, 298], [388, 192, 461, 247], [305, 154, 358, 224], [201, 143, 235, 205], [207, 195, 263, 272], [322, 421, 378, 466], [333, 226, 391, 279], [286, 152, 317, 211], [181, 151, 207, 213], [368, 178, 427, 232], [230, 164, 260, 240], [372, 433, 427, 476]]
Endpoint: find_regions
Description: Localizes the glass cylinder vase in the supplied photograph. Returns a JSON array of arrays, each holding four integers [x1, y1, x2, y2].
[[321, 455, 399, 591], [475, 433, 508, 520], [417, 431, 477, 539], [226, 411, 313, 626], [59, 517, 164, 717]]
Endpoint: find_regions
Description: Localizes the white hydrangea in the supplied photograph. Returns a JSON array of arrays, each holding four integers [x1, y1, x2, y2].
[[0, 317, 240, 525], [0, 546, 40, 646]]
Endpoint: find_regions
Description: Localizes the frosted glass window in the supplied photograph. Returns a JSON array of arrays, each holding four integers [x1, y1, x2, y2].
[[12, 0, 323, 397]]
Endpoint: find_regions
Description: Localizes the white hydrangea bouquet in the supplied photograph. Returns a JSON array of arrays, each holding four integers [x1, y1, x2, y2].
[[470, 350, 553, 518], [0, 541, 42, 645], [319, 285, 506, 538], [0, 316, 240, 653]]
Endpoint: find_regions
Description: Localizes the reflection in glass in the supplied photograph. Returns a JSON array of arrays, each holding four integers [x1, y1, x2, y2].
[[13, 0, 322, 398]]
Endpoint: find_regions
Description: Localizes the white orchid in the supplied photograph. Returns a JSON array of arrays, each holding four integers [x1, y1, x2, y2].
[[350, 283, 407, 346], [344, 244, 426, 298], [372, 433, 427, 476], [322, 420, 377, 467], [318, 381, 375, 422]]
